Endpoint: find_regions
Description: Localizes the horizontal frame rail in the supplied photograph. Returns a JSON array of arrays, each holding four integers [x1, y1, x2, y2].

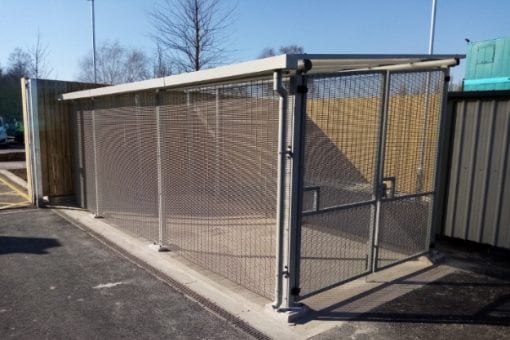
[[302, 199, 376, 217]]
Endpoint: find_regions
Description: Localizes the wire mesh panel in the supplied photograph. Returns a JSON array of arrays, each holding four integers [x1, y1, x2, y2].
[[94, 93, 159, 242], [303, 73, 384, 208], [377, 70, 445, 269], [299, 72, 384, 297], [300, 206, 373, 297], [159, 79, 279, 299], [377, 195, 434, 268], [79, 101, 96, 212], [382, 71, 444, 196]]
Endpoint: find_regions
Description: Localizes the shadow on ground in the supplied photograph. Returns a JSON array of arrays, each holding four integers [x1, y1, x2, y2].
[[0, 236, 61, 255], [304, 269, 509, 325], [302, 248, 510, 340]]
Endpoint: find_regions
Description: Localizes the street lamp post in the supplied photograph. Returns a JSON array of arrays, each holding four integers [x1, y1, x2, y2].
[[428, 0, 437, 54], [87, 0, 97, 83], [417, 0, 438, 193]]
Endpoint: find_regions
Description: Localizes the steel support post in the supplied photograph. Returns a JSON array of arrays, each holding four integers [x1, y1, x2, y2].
[[91, 98, 102, 218], [273, 71, 288, 309], [371, 70, 391, 272], [429, 68, 451, 247], [215, 88, 221, 195], [155, 91, 168, 251], [417, 71, 433, 193], [27, 79, 43, 207], [279, 71, 308, 311]]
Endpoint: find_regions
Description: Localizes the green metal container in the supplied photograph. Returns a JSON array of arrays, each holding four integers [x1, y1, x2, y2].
[[464, 37, 510, 91]]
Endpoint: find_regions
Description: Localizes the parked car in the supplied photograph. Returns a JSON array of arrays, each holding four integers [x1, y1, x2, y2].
[[0, 116, 8, 146]]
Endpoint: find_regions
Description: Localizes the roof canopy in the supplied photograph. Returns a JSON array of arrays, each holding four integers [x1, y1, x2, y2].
[[60, 54, 463, 100]]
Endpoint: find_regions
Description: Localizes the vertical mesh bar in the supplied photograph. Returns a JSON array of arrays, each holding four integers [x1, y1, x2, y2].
[[299, 72, 383, 297], [160, 79, 279, 299]]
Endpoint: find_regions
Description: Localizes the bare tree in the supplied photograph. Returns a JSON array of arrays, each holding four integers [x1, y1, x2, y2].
[[153, 43, 172, 78], [6, 48, 32, 79], [258, 45, 305, 58], [279, 45, 304, 54], [149, 0, 235, 72], [258, 47, 276, 58], [77, 41, 150, 84], [29, 31, 52, 78], [124, 49, 151, 83]]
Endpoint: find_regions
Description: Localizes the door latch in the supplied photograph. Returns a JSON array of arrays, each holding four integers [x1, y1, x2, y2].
[[380, 176, 396, 199]]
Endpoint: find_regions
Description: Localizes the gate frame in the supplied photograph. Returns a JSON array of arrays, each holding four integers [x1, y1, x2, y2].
[[294, 66, 452, 302]]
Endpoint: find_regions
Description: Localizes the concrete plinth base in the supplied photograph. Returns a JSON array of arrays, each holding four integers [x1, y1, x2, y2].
[[265, 303, 309, 323]]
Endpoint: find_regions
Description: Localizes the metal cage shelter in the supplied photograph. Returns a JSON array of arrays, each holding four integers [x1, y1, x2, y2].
[[62, 54, 459, 311]]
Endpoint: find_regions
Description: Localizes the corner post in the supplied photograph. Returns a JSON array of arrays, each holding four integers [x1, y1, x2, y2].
[[273, 70, 288, 310], [155, 90, 168, 251], [429, 68, 452, 247], [91, 97, 102, 218], [371, 70, 391, 272], [27, 79, 44, 207], [277, 59, 311, 317]]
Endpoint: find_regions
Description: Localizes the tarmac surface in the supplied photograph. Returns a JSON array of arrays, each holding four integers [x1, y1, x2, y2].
[[307, 245, 510, 340], [1, 206, 509, 340], [0, 175, 30, 209], [0, 209, 256, 339], [0, 161, 26, 170]]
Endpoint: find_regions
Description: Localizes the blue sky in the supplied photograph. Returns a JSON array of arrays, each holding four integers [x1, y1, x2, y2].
[[0, 0, 509, 82]]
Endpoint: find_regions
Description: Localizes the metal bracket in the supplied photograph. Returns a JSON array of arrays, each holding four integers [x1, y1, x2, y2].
[[290, 287, 301, 296], [296, 85, 308, 94], [379, 176, 396, 199], [279, 145, 293, 159]]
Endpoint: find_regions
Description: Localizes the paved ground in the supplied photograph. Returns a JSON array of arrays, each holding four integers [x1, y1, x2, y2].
[[0, 209, 256, 339], [0, 145, 24, 155], [0, 175, 30, 209], [0, 144, 25, 169], [307, 244, 510, 340], [1, 206, 509, 340], [0, 161, 26, 170]]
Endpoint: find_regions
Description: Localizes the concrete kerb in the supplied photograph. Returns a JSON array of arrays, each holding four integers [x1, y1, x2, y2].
[[54, 207, 446, 339], [53, 208, 310, 340]]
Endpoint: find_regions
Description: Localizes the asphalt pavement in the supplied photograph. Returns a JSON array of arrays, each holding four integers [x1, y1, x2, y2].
[[0, 175, 30, 209], [0, 209, 257, 339], [308, 244, 510, 340]]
